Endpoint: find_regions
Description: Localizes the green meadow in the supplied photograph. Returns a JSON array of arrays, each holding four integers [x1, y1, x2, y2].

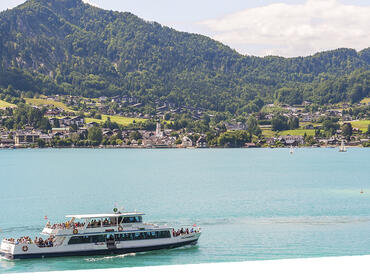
[[0, 100, 16, 109], [85, 115, 144, 126]]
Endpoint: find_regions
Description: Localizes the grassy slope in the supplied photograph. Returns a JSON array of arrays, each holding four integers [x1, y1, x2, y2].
[[280, 129, 315, 136], [350, 120, 370, 133], [24, 98, 74, 112], [262, 129, 315, 137], [360, 98, 370, 104], [0, 100, 16, 108], [85, 115, 144, 126]]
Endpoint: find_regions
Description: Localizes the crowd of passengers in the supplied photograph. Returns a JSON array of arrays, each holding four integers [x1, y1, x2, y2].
[[4, 236, 54, 247], [47, 221, 85, 229], [4, 236, 32, 245], [34, 236, 54, 247], [172, 228, 198, 237], [46, 217, 142, 230], [88, 219, 116, 227]]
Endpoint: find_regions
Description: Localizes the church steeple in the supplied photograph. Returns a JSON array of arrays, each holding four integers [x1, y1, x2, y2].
[[155, 122, 163, 138]]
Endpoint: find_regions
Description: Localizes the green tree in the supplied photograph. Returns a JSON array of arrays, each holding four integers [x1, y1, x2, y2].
[[275, 88, 302, 105], [247, 116, 261, 136], [37, 139, 46, 148], [288, 117, 299, 130], [342, 123, 353, 137], [323, 119, 340, 135], [129, 131, 142, 141], [88, 126, 103, 145], [271, 115, 289, 131], [164, 113, 171, 121], [217, 131, 251, 147]]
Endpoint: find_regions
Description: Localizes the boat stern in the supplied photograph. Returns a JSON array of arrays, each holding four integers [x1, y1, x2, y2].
[[0, 239, 16, 260]]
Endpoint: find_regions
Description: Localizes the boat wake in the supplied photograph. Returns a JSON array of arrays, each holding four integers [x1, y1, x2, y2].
[[170, 244, 198, 251], [85, 253, 137, 262]]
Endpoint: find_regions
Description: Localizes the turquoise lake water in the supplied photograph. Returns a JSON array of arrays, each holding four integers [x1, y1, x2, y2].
[[0, 148, 370, 274]]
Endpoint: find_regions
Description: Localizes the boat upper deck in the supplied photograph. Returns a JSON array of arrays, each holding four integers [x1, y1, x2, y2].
[[41, 211, 168, 236], [65, 212, 145, 219]]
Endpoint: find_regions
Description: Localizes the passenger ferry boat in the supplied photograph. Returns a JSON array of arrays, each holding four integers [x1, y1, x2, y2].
[[0, 210, 201, 260]]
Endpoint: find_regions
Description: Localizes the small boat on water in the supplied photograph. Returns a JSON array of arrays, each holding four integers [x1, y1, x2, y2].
[[0, 210, 201, 260], [290, 146, 294, 154], [339, 140, 347, 152]]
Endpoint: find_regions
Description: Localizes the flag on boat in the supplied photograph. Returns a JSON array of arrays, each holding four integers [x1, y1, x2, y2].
[[44, 216, 48, 220]]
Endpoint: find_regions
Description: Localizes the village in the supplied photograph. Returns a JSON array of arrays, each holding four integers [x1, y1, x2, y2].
[[0, 95, 369, 149]]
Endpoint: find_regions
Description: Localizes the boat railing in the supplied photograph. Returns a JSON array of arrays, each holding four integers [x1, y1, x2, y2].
[[2, 239, 32, 245], [2, 239, 15, 245], [172, 226, 201, 237], [46, 222, 85, 230]]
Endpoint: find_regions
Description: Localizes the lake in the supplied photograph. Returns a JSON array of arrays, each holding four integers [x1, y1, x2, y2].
[[0, 148, 370, 274]]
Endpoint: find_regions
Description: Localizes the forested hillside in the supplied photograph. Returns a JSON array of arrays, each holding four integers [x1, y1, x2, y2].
[[0, 0, 369, 114]]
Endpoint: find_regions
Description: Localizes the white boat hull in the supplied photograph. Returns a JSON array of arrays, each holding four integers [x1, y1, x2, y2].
[[1, 234, 200, 260]]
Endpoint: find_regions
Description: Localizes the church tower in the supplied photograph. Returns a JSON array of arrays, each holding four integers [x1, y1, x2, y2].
[[155, 122, 163, 138]]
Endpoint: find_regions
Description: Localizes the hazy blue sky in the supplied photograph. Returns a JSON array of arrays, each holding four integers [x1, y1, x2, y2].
[[1, 0, 369, 57]]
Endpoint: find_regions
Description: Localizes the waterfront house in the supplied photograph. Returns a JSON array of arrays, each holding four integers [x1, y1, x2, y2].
[[279, 135, 304, 146], [182, 136, 193, 147], [0, 137, 15, 146], [142, 137, 155, 148], [265, 137, 276, 145], [196, 137, 207, 148], [39, 134, 52, 144], [244, 142, 257, 148], [51, 128, 70, 139], [327, 138, 339, 145], [15, 133, 40, 146]]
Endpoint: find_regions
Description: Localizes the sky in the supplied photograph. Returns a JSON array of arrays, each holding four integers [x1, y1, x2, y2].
[[1, 0, 369, 57]]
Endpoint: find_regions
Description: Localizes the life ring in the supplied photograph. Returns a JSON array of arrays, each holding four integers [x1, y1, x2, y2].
[[22, 245, 28, 252], [118, 226, 123, 232], [73, 229, 78, 235]]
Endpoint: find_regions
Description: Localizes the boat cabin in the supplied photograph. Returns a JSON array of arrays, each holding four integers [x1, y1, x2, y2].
[[65, 212, 145, 228]]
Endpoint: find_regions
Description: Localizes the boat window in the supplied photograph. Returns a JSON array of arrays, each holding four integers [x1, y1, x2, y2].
[[68, 236, 91, 245], [106, 234, 115, 241], [109, 218, 117, 226], [69, 235, 106, 244], [121, 216, 142, 224], [90, 235, 106, 243], [69, 231, 172, 245], [87, 220, 102, 228], [114, 231, 171, 241]]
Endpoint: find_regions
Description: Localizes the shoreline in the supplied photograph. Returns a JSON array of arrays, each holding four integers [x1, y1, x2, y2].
[[0, 145, 367, 150]]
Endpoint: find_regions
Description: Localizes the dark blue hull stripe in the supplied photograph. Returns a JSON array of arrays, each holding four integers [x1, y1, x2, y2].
[[1, 239, 198, 260]]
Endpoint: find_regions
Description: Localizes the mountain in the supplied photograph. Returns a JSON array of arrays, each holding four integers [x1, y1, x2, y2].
[[0, 0, 369, 113]]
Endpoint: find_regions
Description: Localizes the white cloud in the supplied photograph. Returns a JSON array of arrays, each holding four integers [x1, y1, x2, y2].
[[82, 0, 99, 8], [200, 0, 370, 57]]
